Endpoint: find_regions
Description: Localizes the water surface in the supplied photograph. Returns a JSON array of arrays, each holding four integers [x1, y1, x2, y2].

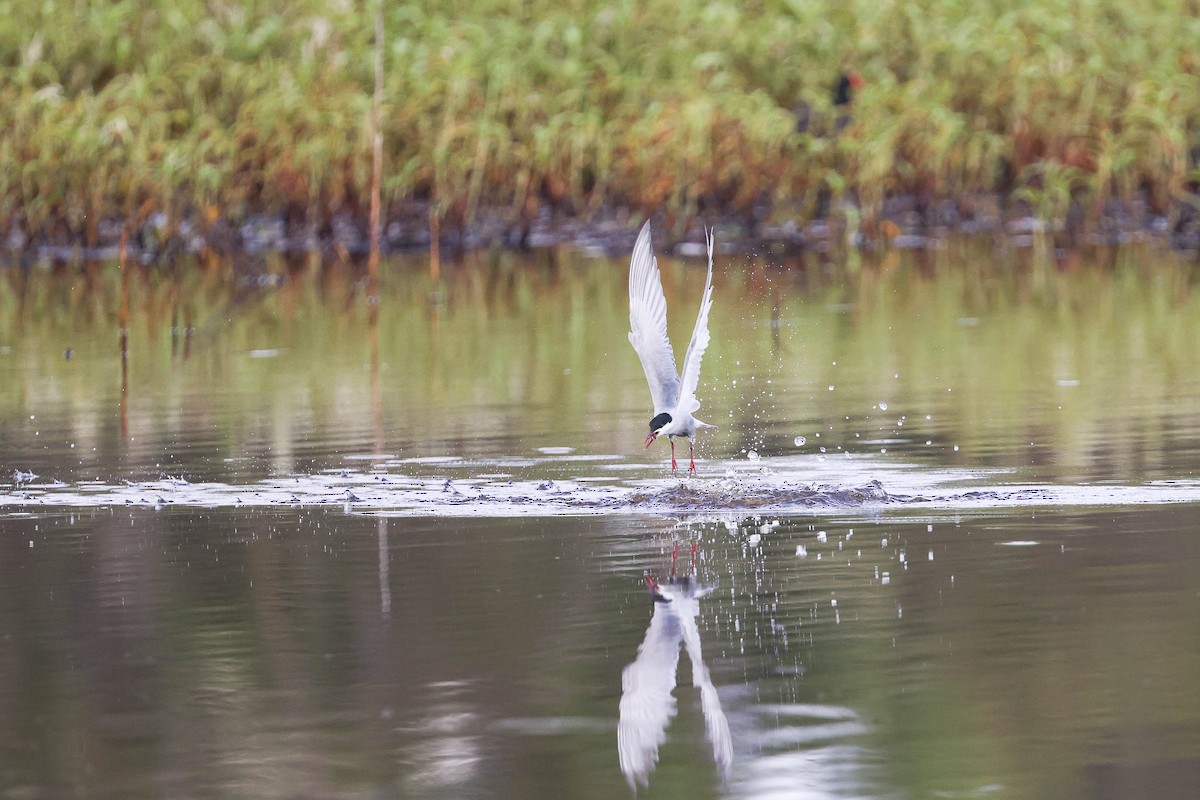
[[2, 242, 1199, 798]]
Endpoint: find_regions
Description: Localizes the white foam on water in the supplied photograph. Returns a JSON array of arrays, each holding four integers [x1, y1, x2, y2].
[[3, 454, 1200, 518]]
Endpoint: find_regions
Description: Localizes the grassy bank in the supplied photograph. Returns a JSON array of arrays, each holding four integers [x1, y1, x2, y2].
[[2, 0, 1198, 249]]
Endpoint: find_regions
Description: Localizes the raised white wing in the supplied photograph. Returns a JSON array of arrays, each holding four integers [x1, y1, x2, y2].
[[627, 222, 681, 414], [677, 227, 715, 415]]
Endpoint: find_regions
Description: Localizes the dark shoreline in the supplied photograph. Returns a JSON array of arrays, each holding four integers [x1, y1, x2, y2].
[[4, 193, 1199, 268]]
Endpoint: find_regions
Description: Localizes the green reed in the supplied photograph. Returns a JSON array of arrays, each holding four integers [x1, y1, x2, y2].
[[1, 0, 1198, 242]]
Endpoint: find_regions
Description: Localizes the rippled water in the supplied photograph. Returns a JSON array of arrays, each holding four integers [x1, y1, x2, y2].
[[2, 243, 1200, 798]]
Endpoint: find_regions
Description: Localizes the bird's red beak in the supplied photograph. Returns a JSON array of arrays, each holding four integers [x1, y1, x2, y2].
[[644, 432, 657, 448]]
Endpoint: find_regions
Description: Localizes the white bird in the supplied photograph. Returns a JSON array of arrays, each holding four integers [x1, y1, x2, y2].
[[628, 222, 717, 473]]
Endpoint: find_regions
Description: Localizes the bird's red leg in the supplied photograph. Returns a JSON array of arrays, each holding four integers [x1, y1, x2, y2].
[[688, 441, 697, 473], [670, 542, 679, 578], [670, 439, 678, 472], [690, 542, 698, 575]]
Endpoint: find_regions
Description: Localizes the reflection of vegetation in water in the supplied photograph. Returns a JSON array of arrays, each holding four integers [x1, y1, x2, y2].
[[2, 0, 1198, 240], [806, 244, 1200, 481], [1, 244, 1199, 481]]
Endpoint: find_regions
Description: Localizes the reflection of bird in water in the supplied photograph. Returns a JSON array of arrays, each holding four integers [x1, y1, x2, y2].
[[627, 222, 717, 474], [618, 543, 732, 790]]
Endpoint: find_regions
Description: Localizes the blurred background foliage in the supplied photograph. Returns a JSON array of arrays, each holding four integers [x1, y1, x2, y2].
[[1, 0, 1199, 245]]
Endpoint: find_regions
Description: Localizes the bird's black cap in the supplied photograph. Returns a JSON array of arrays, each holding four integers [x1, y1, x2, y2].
[[649, 412, 672, 431]]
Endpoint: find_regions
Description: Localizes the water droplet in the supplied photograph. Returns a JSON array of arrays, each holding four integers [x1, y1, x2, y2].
[[747, 450, 760, 461], [953, 445, 960, 452], [819, 446, 826, 453], [828, 385, 835, 391], [795, 545, 808, 557], [794, 436, 806, 446], [817, 531, 827, 543], [878, 402, 888, 411]]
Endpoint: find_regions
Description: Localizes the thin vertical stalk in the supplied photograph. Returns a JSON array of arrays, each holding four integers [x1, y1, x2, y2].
[[118, 226, 130, 439], [378, 518, 391, 618], [367, 0, 384, 297], [429, 211, 441, 285]]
